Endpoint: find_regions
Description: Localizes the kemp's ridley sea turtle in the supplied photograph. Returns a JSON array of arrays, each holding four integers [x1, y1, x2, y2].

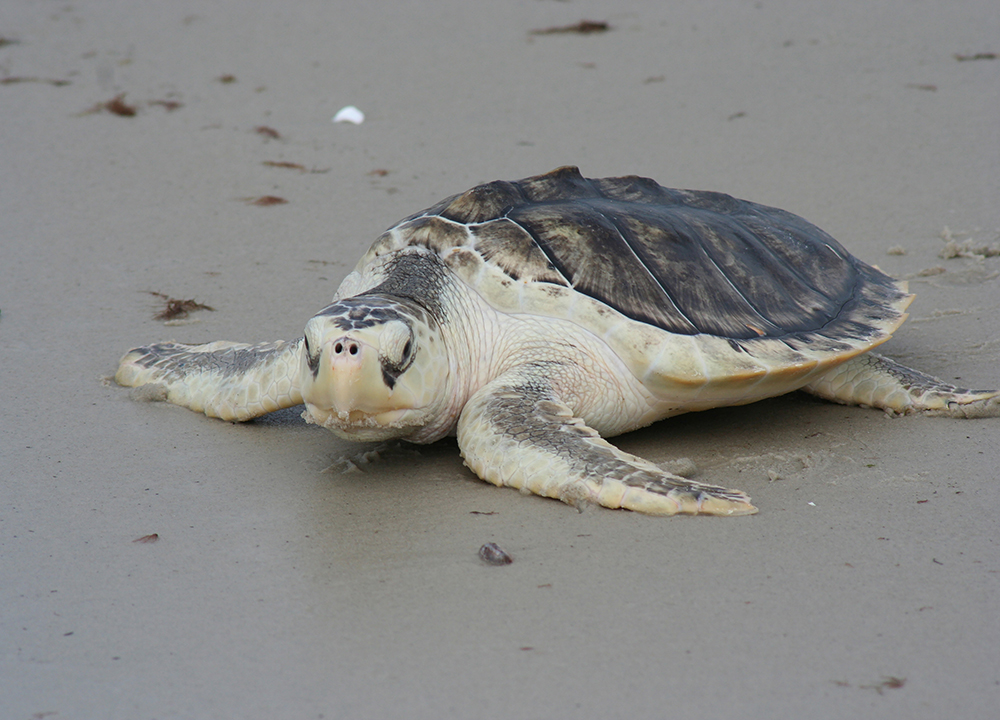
[[116, 167, 1000, 516]]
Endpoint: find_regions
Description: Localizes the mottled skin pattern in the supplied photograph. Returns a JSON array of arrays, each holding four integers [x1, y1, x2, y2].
[[116, 168, 1000, 516], [805, 353, 1000, 418], [117, 340, 302, 421], [457, 365, 753, 515]]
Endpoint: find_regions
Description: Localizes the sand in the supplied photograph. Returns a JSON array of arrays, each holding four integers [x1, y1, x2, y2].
[[2, 1, 998, 718]]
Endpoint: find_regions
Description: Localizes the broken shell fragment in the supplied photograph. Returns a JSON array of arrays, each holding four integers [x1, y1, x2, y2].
[[332, 105, 365, 124]]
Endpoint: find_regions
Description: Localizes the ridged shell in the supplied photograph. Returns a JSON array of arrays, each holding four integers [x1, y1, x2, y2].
[[359, 166, 912, 402]]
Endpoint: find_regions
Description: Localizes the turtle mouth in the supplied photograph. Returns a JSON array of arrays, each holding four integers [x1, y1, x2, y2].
[[301, 405, 421, 440]]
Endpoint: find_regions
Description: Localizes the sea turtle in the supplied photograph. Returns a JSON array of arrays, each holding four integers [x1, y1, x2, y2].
[[116, 167, 1000, 516]]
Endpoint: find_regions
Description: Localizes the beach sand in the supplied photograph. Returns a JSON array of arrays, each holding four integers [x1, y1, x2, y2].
[[2, 1, 998, 717]]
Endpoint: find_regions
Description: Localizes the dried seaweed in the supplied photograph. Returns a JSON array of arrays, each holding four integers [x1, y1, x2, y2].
[[80, 93, 137, 117], [530, 20, 610, 35], [148, 99, 183, 111], [1, 76, 71, 86], [954, 52, 996, 62], [148, 292, 214, 321], [262, 160, 306, 171], [255, 125, 281, 139], [248, 195, 288, 206], [104, 94, 137, 116], [859, 676, 906, 694], [260, 161, 331, 175]]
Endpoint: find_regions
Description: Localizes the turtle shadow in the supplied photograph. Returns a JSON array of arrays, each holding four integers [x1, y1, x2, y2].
[[618, 392, 885, 487], [248, 404, 309, 427]]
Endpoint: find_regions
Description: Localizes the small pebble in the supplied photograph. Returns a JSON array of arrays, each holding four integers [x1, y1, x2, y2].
[[478, 542, 513, 565]]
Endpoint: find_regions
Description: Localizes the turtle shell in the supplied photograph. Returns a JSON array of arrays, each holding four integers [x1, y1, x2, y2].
[[355, 166, 912, 407]]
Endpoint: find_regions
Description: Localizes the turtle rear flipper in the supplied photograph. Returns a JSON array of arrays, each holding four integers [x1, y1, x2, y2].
[[116, 339, 304, 421], [457, 366, 757, 516], [803, 352, 1000, 417]]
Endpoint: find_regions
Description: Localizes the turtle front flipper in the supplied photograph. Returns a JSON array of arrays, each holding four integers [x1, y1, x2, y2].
[[803, 352, 1000, 417], [116, 340, 304, 421], [456, 368, 757, 517]]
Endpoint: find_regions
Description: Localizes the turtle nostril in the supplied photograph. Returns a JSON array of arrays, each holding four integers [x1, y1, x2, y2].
[[332, 339, 361, 357]]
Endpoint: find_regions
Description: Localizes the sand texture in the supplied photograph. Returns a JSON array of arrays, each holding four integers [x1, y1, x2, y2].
[[2, 1, 998, 718]]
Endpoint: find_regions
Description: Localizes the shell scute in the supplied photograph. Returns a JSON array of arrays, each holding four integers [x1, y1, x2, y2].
[[443, 247, 482, 272], [397, 215, 469, 253], [366, 231, 398, 258], [439, 181, 524, 224], [592, 174, 676, 204], [514, 165, 599, 202], [468, 218, 567, 284], [737, 210, 850, 299]]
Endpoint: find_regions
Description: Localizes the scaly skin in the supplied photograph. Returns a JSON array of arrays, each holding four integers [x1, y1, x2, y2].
[[803, 353, 1000, 417], [115, 340, 303, 421], [457, 365, 757, 516]]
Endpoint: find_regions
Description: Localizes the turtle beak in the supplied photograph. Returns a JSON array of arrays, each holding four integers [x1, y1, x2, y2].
[[302, 333, 417, 426], [318, 335, 384, 412], [331, 335, 387, 410]]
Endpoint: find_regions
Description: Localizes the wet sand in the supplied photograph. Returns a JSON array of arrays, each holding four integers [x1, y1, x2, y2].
[[2, 1, 998, 718]]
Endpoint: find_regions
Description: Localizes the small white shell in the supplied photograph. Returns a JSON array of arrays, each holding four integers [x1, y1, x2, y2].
[[332, 105, 365, 124]]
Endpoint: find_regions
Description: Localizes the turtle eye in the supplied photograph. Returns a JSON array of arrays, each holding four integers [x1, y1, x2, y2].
[[402, 339, 412, 362], [303, 335, 311, 355]]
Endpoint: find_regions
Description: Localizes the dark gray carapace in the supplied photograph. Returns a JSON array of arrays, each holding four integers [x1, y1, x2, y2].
[[391, 166, 904, 343]]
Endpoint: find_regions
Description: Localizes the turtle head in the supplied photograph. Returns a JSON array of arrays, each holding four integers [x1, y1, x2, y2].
[[299, 296, 449, 442]]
